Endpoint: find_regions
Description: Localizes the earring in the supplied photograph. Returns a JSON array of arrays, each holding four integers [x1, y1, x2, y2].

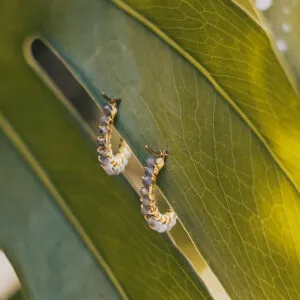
[[97, 92, 131, 175], [140, 145, 177, 233]]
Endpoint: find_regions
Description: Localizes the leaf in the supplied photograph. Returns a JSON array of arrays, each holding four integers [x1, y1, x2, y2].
[[1, 0, 300, 299], [232, 0, 259, 22], [33, 0, 300, 298], [10, 291, 27, 300], [0, 133, 121, 299], [253, 0, 300, 90], [112, 0, 300, 188], [0, 1, 212, 299], [11, 291, 27, 300]]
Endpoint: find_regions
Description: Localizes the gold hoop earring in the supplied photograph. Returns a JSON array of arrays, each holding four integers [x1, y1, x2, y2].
[[140, 145, 177, 232], [97, 92, 131, 175]]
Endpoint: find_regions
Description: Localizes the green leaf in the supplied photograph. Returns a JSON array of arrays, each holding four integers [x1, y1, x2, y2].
[[35, 0, 300, 298], [110, 0, 300, 297], [0, 1, 212, 299], [10, 291, 27, 300], [0, 133, 121, 299], [232, 0, 259, 22], [112, 0, 300, 188], [1, 0, 300, 299]]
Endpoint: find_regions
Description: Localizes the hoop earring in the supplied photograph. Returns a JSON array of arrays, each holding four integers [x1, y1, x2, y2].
[[140, 145, 177, 232], [97, 92, 131, 175]]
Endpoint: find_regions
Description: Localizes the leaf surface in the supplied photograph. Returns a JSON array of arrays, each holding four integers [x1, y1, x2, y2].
[[113, 0, 300, 188], [0, 1, 212, 299], [38, 0, 300, 298], [232, 0, 259, 21], [1, 0, 300, 299], [0, 133, 121, 300]]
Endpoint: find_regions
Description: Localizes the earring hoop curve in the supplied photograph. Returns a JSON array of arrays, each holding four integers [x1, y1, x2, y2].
[[140, 145, 177, 232], [97, 92, 131, 175]]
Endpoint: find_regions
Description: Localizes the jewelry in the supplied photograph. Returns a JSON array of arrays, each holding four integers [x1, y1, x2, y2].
[[97, 92, 131, 175], [140, 145, 177, 232]]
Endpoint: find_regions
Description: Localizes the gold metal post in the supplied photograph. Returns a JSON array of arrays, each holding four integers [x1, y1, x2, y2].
[[145, 145, 168, 159], [101, 91, 121, 105]]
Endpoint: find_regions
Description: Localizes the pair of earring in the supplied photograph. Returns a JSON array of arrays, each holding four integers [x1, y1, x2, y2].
[[97, 92, 177, 233]]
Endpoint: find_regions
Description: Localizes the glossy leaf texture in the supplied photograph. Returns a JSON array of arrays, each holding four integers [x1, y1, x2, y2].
[[0, 134, 121, 300], [37, 0, 300, 298], [253, 0, 300, 90], [232, 0, 259, 21], [114, 0, 300, 188], [0, 0, 212, 299], [1, 0, 300, 300]]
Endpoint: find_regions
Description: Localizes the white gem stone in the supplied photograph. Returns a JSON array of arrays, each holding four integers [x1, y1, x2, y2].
[[119, 152, 126, 160], [165, 223, 173, 232], [124, 147, 131, 158], [147, 218, 160, 231], [170, 218, 177, 227], [99, 149, 108, 156], [111, 166, 119, 175], [157, 223, 168, 233], [103, 164, 114, 175], [123, 158, 128, 167], [118, 164, 125, 173]]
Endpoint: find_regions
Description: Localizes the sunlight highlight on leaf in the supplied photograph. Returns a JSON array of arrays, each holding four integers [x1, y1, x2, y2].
[[271, 129, 300, 186], [1, 0, 300, 299]]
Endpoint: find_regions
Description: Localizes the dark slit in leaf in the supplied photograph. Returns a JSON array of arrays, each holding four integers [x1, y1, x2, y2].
[[31, 38, 100, 132]]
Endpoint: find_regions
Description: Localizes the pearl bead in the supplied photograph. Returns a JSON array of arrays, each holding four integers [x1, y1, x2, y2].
[[123, 158, 129, 166], [97, 137, 106, 147], [103, 105, 111, 116], [100, 156, 110, 166], [146, 157, 156, 168], [103, 165, 114, 175], [157, 224, 168, 233], [112, 166, 119, 175], [118, 164, 125, 173], [99, 126, 108, 136], [123, 147, 131, 157], [140, 187, 149, 196], [142, 176, 152, 186], [142, 198, 151, 206], [141, 206, 151, 216], [170, 218, 177, 227], [147, 217, 161, 231], [144, 167, 154, 177], [98, 148, 108, 156], [100, 116, 108, 125]]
